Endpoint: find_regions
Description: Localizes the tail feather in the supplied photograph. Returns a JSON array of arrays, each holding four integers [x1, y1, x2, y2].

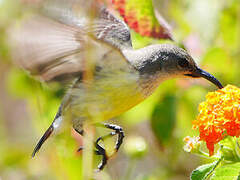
[[32, 125, 54, 158], [32, 104, 63, 157]]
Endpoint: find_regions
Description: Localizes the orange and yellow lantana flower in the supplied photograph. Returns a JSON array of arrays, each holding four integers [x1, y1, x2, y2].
[[193, 85, 240, 156]]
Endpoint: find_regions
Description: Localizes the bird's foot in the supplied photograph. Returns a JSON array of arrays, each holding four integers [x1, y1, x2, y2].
[[76, 123, 125, 171]]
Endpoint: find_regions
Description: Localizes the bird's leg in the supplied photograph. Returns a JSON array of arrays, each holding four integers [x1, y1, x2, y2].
[[95, 123, 125, 170], [100, 123, 125, 152], [94, 136, 108, 171], [77, 131, 116, 152], [76, 131, 115, 170], [76, 123, 124, 171]]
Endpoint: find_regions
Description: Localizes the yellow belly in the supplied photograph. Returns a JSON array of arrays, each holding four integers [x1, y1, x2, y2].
[[67, 75, 146, 123], [92, 85, 145, 120]]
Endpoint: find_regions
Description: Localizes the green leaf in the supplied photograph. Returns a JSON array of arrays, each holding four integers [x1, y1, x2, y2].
[[191, 160, 220, 180], [112, 0, 173, 40], [219, 137, 240, 162], [211, 163, 240, 180], [151, 94, 176, 144]]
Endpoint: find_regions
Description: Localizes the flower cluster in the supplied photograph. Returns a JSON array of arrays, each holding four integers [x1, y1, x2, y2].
[[192, 85, 240, 156], [183, 136, 200, 153]]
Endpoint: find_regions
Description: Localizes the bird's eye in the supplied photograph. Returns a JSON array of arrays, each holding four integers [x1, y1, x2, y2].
[[178, 58, 189, 68]]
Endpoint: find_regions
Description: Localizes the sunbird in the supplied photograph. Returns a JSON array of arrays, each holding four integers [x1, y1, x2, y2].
[[9, 0, 223, 170]]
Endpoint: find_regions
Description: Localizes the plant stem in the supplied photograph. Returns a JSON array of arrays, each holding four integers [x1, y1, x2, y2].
[[82, 124, 95, 180], [123, 159, 137, 180], [206, 156, 223, 180]]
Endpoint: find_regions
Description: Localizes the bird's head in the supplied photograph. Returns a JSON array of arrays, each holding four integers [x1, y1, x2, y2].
[[137, 44, 223, 89]]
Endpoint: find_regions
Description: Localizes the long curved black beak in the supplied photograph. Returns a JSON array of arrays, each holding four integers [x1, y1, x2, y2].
[[185, 67, 223, 89]]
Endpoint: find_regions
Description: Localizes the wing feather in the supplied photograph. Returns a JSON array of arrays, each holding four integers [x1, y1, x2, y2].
[[9, 0, 132, 84], [9, 15, 84, 82], [92, 7, 132, 49]]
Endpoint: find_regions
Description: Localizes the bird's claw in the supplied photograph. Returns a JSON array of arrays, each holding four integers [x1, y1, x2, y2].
[[76, 123, 125, 171]]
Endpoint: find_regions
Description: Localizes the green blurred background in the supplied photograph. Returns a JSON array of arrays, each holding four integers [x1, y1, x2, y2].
[[0, 0, 239, 179]]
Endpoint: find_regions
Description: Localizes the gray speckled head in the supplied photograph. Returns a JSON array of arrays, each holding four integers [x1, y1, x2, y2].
[[125, 44, 196, 77], [123, 44, 223, 89]]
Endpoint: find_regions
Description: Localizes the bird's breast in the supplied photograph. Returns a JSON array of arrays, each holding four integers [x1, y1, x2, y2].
[[63, 48, 163, 123]]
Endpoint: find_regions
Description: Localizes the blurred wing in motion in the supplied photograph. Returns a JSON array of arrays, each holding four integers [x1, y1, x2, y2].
[[10, 15, 84, 83], [9, 0, 133, 85]]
